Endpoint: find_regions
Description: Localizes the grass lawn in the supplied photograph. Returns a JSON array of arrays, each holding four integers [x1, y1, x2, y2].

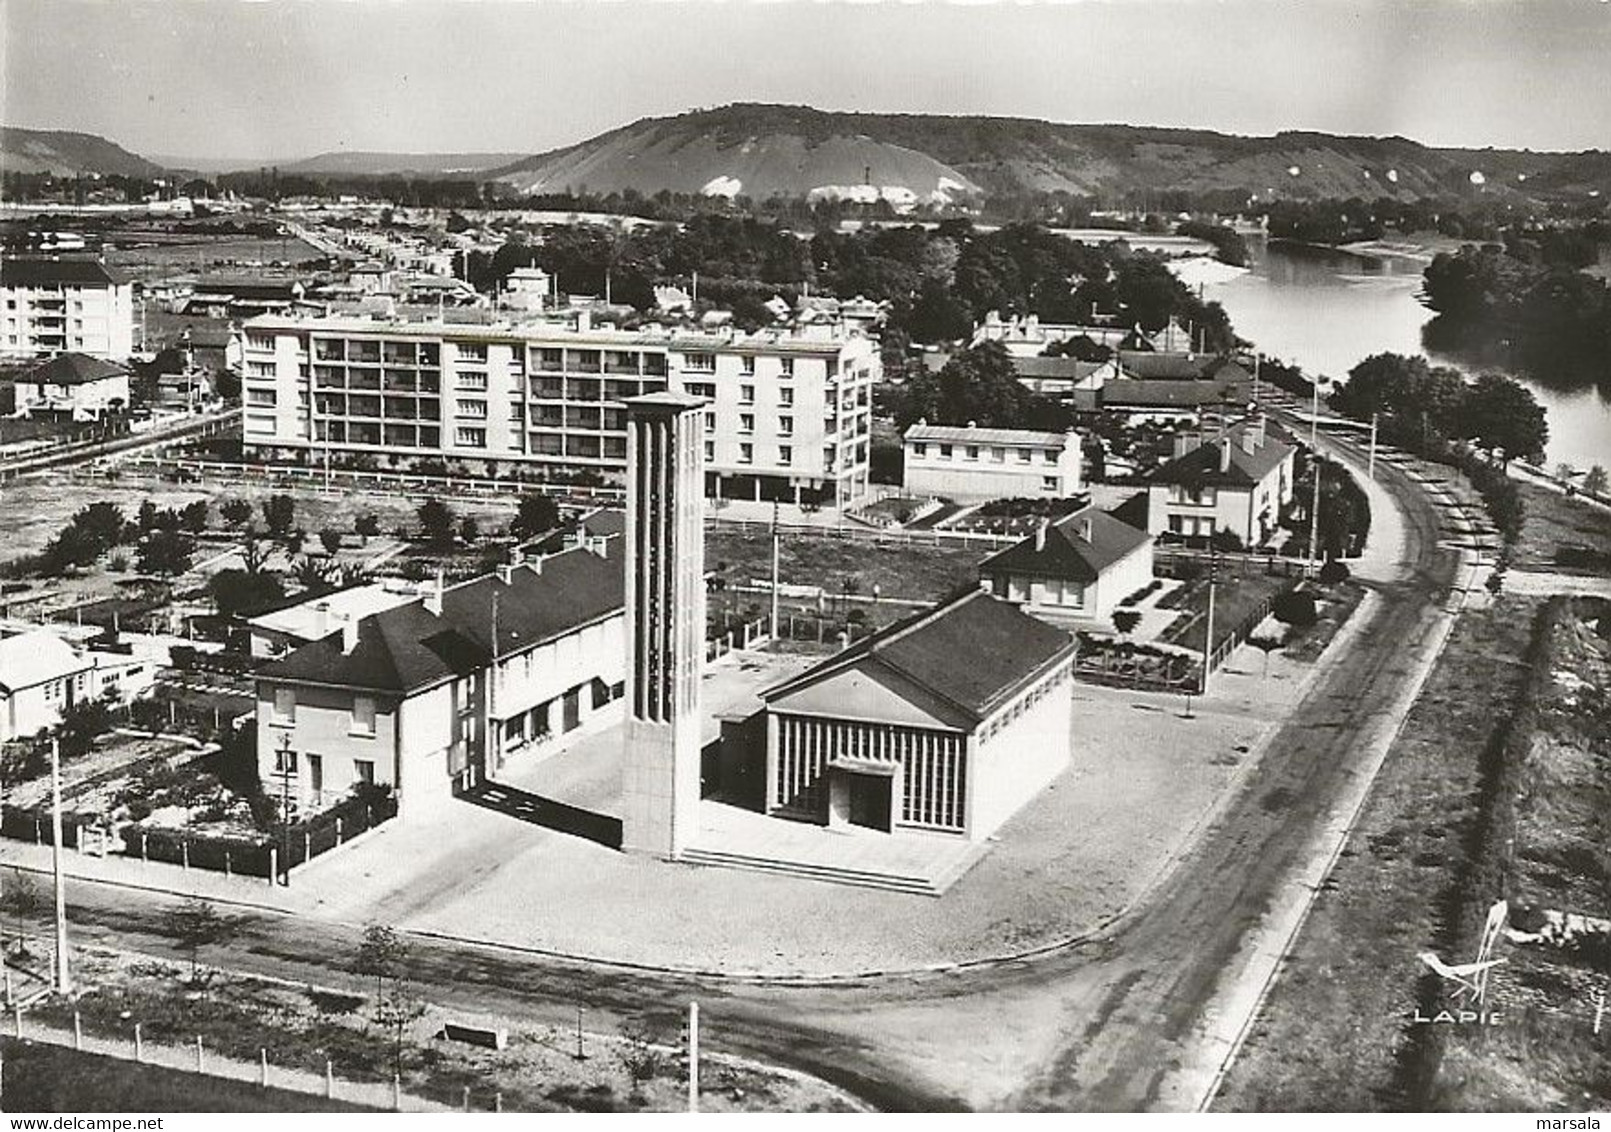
[[1513, 481, 1611, 575], [707, 527, 986, 605], [1159, 570, 1292, 654], [1, 1038, 372, 1112], [1214, 595, 1545, 1111]]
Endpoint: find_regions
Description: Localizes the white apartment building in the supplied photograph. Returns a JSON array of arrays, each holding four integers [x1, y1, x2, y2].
[[1, 257, 135, 361], [237, 311, 877, 505], [903, 423, 1083, 502]]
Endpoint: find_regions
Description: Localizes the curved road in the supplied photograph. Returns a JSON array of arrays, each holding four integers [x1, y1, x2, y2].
[[14, 428, 1461, 1112]]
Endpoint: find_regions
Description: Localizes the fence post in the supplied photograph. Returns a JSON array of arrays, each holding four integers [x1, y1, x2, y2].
[[260, 1048, 268, 1087], [74, 1010, 82, 1050], [393, 1072, 401, 1111], [196, 1035, 204, 1073], [268, 846, 277, 885], [335, 817, 343, 843], [181, 838, 189, 870], [463, 1085, 472, 1112], [304, 831, 311, 860], [495, 1092, 503, 1113], [326, 1058, 334, 1099], [134, 1022, 143, 1062], [224, 851, 231, 878], [13, 1004, 21, 1038]]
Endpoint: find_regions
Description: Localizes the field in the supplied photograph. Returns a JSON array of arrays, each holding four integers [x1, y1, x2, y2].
[[1512, 481, 1611, 575], [1158, 568, 1292, 654], [104, 234, 326, 282], [1, 1038, 372, 1113], [1215, 595, 1545, 1111], [706, 526, 987, 605]]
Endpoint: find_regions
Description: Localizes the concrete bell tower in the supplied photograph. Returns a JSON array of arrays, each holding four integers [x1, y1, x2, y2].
[[621, 392, 707, 857]]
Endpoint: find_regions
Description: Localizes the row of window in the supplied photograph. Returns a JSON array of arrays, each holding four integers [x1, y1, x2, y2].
[[979, 662, 1071, 741], [910, 442, 1062, 465]]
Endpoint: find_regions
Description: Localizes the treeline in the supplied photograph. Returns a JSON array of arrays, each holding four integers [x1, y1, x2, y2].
[[1421, 243, 1611, 394], [463, 216, 1235, 349]]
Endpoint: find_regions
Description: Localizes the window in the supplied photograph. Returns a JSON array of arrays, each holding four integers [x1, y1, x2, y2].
[[455, 427, 486, 448], [778, 387, 794, 407], [454, 342, 487, 362], [939, 444, 953, 458], [246, 333, 275, 351], [274, 745, 297, 775], [740, 355, 756, 375], [683, 352, 715, 372], [351, 696, 376, 736], [354, 760, 375, 786], [966, 445, 980, 461], [779, 357, 795, 377], [455, 399, 487, 418], [704, 411, 716, 433], [739, 384, 755, 405], [912, 442, 927, 457], [778, 415, 793, 436], [1016, 448, 1032, 463], [739, 413, 755, 434], [991, 447, 1006, 463], [779, 444, 793, 465], [1043, 476, 1059, 491], [457, 371, 488, 391], [246, 389, 276, 406], [273, 688, 296, 725], [685, 382, 716, 399], [1042, 449, 1058, 464], [704, 440, 715, 462], [534, 347, 563, 371], [739, 442, 753, 464]]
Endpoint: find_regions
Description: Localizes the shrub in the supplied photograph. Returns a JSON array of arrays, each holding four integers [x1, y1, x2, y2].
[[1272, 589, 1319, 627], [1318, 559, 1352, 585]]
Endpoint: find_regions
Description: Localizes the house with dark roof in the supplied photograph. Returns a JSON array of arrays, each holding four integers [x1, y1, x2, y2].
[[1145, 416, 1297, 546], [1, 256, 134, 360], [739, 588, 1075, 841], [11, 352, 130, 420], [255, 540, 626, 821], [978, 503, 1155, 621]]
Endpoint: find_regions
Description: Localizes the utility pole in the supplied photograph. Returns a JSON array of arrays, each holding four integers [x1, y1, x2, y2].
[[1368, 412, 1379, 481], [687, 1001, 700, 1113], [50, 738, 71, 996], [1200, 544, 1217, 696], [1306, 378, 1323, 578], [769, 501, 780, 642]]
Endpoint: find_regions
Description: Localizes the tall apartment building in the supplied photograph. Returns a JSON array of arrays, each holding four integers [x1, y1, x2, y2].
[[237, 311, 877, 505], [1, 258, 136, 361]]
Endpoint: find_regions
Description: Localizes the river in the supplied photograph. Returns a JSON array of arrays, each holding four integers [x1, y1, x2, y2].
[[1200, 238, 1611, 472]]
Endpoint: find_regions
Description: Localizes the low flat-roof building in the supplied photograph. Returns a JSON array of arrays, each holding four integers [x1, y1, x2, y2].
[[902, 422, 1082, 502], [979, 504, 1155, 622], [740, 589, 1075, 842]]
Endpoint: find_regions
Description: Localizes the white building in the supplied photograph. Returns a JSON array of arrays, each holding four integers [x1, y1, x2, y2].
[[236, 310, 877, 505], [0, 628, 157, 742], [1, 257, 135, 361], [243, 580, 423, 659], [1145, 418, 1297, 546], [254, 539, 627, 821], [902, 423, 1082, 502], [978, 505, 1156, 622], [11, 353, 131, 420]]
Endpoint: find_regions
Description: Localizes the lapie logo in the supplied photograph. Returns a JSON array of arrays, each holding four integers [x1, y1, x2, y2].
[[1413, 899, 1507, 1026]]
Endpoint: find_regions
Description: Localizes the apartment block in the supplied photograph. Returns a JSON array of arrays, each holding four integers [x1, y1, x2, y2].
[[236, 311, 877, 505], [1, 257, 136, 361]]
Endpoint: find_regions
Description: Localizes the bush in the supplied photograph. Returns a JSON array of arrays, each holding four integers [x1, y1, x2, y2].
[[1272, 589, 1319, 627], [1318, 559, 1352, 584]]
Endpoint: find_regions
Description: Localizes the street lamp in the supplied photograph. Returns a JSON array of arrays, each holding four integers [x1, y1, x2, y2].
[[276, 731, 294, 885]]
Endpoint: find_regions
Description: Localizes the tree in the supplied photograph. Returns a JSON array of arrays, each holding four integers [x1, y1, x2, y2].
[[240, 532, 272, 576], [179, 500, 210, 535], [291, 557, 333, 591], [39, 522, 104, 576], [1318, 559, 1352, 585], [1454, 372, 1549, 464], [1585, 466, 1609, 497], [220, 498, 254, 528], [509, 495, 560, 541], [1247, 631, 1286, 678], [458, 516, 480, 545], [319, 527, 344, 556], [262, 494, 296, 538], [0, 870, 41, 954], [137, 499, 160, 534], [56, 694, 115, 758], [1112, 609, 1142, 639], [136, 530, 195, 576], [1272, 589, 1319, 628], [165, 896, 231, 983], [417, 498, 456, 549], [353, 513, 381, 544], [355, 923, 409, 1001], [208, 567, 286, 617]]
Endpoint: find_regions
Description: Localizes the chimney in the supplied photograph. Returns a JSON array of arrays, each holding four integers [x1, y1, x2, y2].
[[424, 569, 444, 616], [1173, 431, 1202, 459], [496, 563, 513, 585], [1035, 518, 1049, 552], [314, 601, 331, 638], [341, 616, 359, 655], [1256, 413, 1267, 446], [1241, 428, 1256, 456], [590, 534, 610, 558], [1081, 517, 1094, 543], [1220, 438, 1233, 474]]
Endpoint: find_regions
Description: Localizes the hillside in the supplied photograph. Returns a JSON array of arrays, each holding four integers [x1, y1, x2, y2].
[[271, 150, 530, 178], [489, 104, 1611, 202], [0, 126, 166, 178]]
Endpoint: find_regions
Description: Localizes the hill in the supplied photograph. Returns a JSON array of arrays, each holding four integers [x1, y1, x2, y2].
[[0, 126, 166, 178], [272, 150, 530, 178], [489, 104, 1611, 203]]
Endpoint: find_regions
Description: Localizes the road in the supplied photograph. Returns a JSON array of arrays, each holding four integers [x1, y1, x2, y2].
[[7, 425, 1462, 1111]]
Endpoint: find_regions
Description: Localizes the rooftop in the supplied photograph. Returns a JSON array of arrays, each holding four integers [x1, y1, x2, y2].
[[1, 257, 127, 288], [979, 504, 1153, 584], [762, 588, 1074, 723], [1150, 419, 1296, 489], [18, 353, 129, 387], [905, 422, 1073, 448], [0, 628, 87, 693]]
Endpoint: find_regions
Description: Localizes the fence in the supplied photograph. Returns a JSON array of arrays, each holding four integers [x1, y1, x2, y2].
[[1154, 545, 1311, 579], [0, 410, 238, 484], [1074, 649, 1201, 694], [1203, 581, 1300, 677], [706, 514, 1016, 549]]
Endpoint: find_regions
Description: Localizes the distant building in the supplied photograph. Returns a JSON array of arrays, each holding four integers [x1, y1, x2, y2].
[[978, 504, 1155, 621], [1, 257, 135, 360], [254, 541, 626, 820], [969, 312, 1179, 357], [902, 423, 1082, 502], [237, 310, 878, 505], [1145, 417, 1297, 545], [11, 352, 131, 420], [243, 581, 423, 659], [744, 589, 1075, 841]]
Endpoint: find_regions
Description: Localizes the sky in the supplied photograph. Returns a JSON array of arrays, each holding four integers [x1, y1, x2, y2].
[[3, 0, 1609, 162]]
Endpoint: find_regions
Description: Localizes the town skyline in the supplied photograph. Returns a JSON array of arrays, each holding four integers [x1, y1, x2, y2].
[[4, 0, 1610, 163]]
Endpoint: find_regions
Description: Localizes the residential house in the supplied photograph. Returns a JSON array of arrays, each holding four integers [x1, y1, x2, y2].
[[978, 504, 1155, 621], [902, 423, 1083, 502], [11, 353, 131, 420], [1144, 417, 1297, 546]]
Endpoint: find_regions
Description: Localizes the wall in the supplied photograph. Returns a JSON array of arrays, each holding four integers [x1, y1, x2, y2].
[[969, 662, 1074, 841]]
